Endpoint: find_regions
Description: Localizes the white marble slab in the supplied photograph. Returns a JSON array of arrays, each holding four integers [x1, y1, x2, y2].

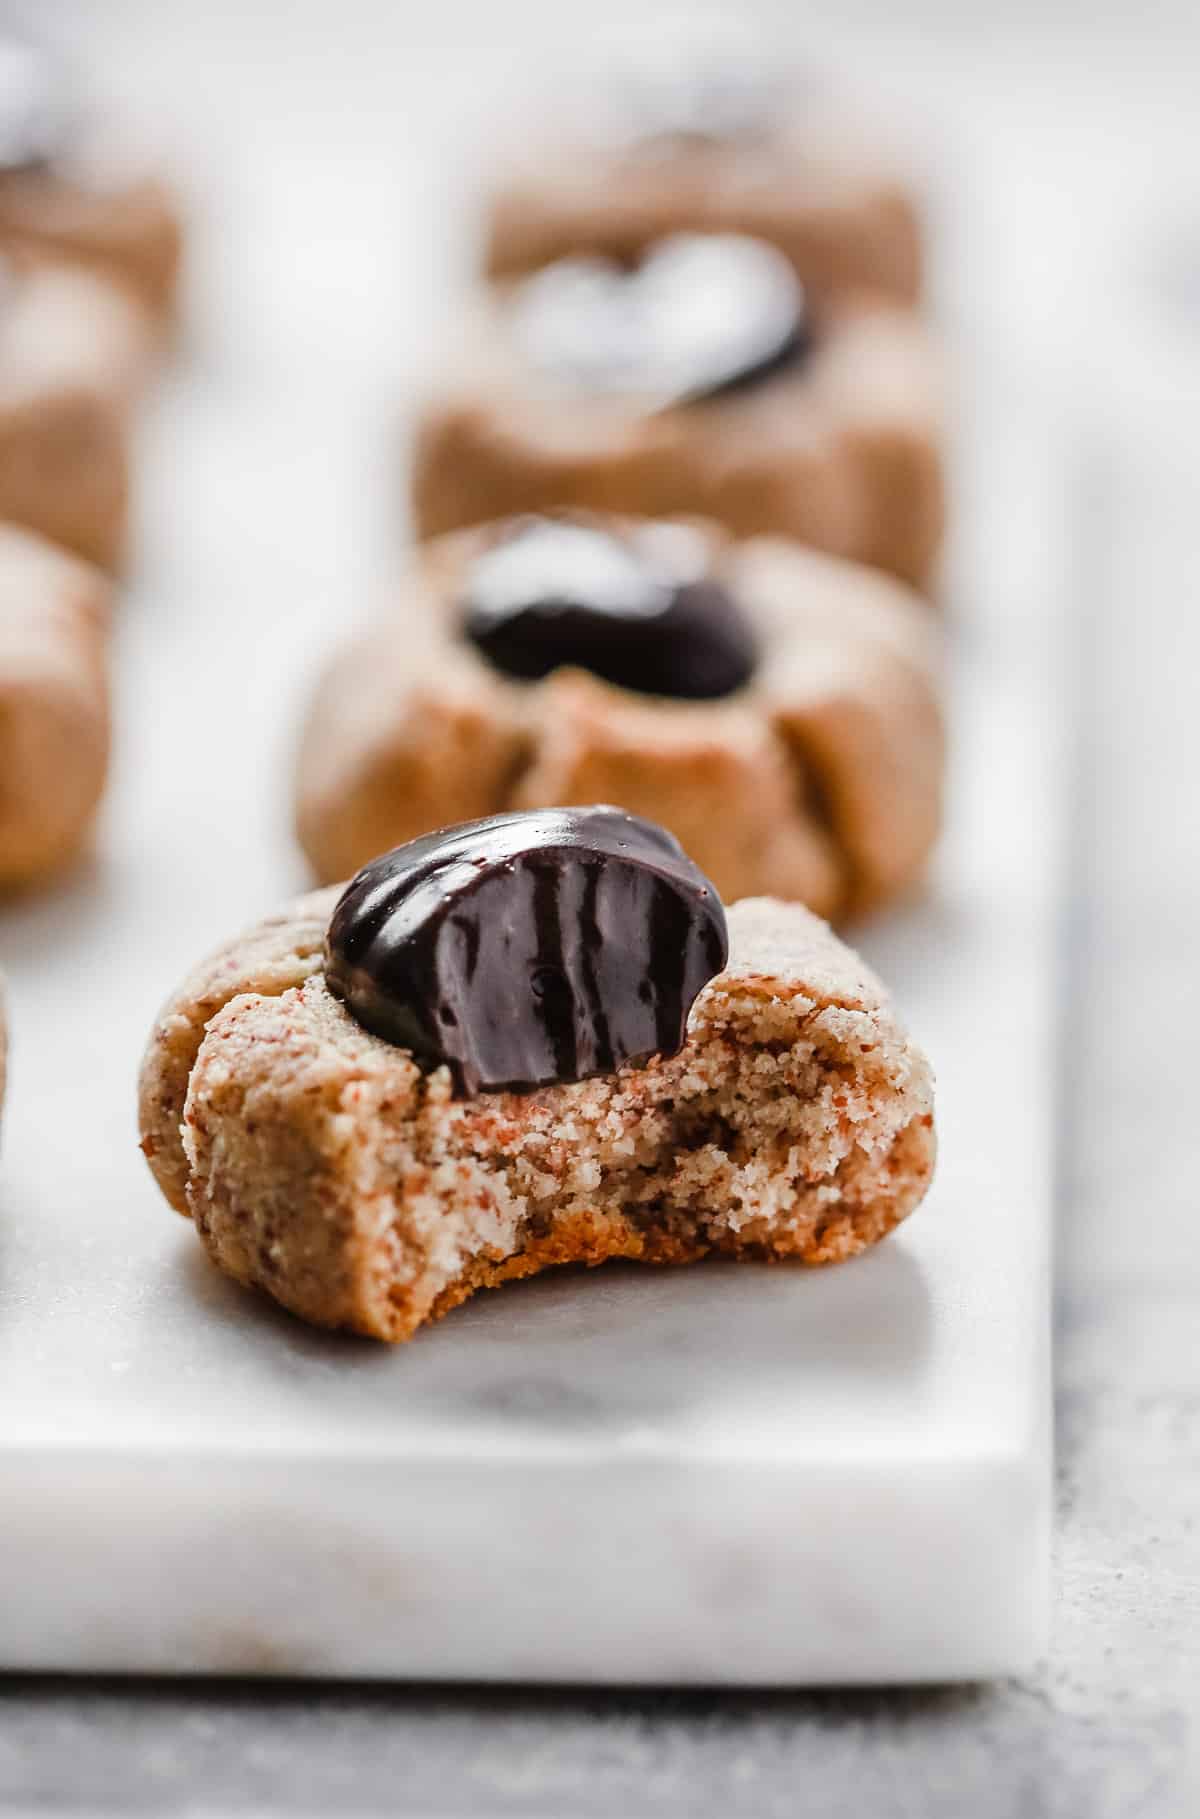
[[0, 36, 1065, 1683]]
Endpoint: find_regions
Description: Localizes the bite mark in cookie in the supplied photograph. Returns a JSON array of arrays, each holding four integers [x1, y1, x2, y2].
[[138, 868, 936, 1345]]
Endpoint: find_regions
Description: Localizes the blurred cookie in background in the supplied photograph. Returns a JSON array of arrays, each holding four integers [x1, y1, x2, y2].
[[0, 32, 183, 323], [481, 16, 924, 306], [295, 511, 944, 919], [412, 233, 944, 587], [0, 253, 150, 569], [0, 522, 111, 890]]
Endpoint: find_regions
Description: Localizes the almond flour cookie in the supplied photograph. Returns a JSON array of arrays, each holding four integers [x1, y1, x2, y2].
[[138, 810, 936, 1344], [0, 255, 148, 568], [0, 523, 111, 887], [0, 36, 182, 320], [483, 44, 923, 304], [411, 236, 943, 587], [295, 514, 944, 921]]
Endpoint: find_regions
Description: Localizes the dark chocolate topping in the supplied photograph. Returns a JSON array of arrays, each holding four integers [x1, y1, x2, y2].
[[0, 39, 72, 174], [461, 517, 757, 700], [510, 233, 809, 406], [325, 806, 728, 1096]]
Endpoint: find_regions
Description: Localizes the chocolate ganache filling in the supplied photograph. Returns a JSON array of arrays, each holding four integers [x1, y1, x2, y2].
[[510, 232, 809, 405], [461, 516, 757, 700], [325, 807, 728, 1096]]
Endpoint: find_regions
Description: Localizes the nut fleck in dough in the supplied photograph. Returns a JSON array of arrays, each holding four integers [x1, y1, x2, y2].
[[483, 88, 924, 305], [139, 893, 936, 1344], [0, 523, 112, 887], [295, 519, 944, 921], [411, 282, 942, 589], [0, 259, 150, 569]]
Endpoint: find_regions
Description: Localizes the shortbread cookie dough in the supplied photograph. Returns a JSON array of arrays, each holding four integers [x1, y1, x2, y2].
[[139, 871, 936, 1344], [0, 37, 182, 319], [0, 523, 111, 886], [411, 243, 942, 587], [0, 257, 146, 568], [295, 515, 944, 920], [483, 67, 923, 305]]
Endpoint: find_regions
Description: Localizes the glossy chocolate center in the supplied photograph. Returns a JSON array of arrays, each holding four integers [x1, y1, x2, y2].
[[0, 40, 71, 174], [460, 517, 757, 700], [510, 233, 808, 406], [325, 807, 728, 1097]]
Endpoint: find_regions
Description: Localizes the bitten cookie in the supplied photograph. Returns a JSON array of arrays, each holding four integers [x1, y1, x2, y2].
[[295, 514, 944, 920], [0, 36, 182, 320], [138, 815, 936, 1344], [483, 49, 923, 304], [0, 523, 111, 886], [411, 238, 942, 587], [0, 256, 147, 568]]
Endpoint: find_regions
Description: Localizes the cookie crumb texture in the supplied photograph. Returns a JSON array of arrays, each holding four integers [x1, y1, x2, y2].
[[140, 895, 935, 1343]]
